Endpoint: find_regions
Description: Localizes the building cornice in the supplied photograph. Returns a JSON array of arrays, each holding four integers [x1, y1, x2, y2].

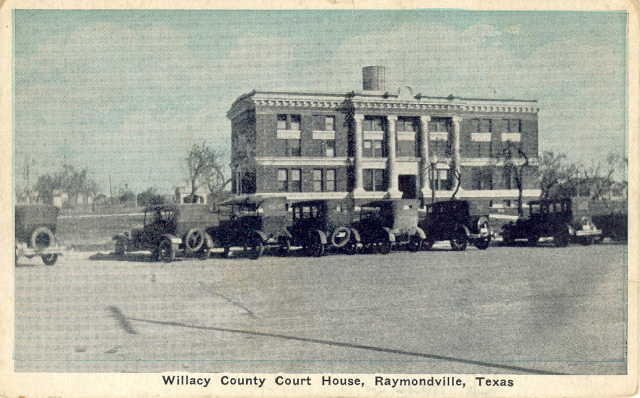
[[227, 91, 540, 120]]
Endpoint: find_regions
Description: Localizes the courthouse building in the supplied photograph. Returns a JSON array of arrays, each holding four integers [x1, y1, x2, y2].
[[227, 66, 540, 208]]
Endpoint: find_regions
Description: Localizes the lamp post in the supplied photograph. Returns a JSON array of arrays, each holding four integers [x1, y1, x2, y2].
[[429, 154, 439, 204]]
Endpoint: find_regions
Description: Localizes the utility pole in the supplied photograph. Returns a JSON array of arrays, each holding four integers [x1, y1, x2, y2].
[[109, 175, 113, 205]]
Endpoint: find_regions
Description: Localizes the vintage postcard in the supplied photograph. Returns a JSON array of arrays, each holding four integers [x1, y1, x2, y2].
[[1, 0, 637, 397]]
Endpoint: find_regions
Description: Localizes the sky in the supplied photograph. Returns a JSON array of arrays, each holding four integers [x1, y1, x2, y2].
[[13, 10, 627, 194]]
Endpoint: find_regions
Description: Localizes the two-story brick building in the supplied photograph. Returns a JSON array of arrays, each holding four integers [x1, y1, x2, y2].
[[227, 66, 540, 209]]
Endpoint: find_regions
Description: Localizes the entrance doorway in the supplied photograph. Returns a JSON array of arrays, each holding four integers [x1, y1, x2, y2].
[[398, 175, 417, 199]]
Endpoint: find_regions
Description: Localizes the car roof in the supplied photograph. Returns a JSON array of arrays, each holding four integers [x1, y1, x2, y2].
[[220, 196, 287, 206]]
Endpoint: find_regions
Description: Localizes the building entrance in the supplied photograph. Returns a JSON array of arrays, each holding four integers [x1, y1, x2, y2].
[[398, 175, 417, 199]]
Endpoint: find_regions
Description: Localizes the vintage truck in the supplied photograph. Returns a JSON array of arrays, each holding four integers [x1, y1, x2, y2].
[[351, 199, 425, 253], [113, 204, 218, 262], [418, 200, 492, 251], [15, 204, 63, 265]]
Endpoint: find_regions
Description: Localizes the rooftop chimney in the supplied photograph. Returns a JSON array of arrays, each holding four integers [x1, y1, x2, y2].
[[362, 66, 386, 91]]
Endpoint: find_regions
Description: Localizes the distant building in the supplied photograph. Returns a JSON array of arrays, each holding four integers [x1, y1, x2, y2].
[[174, 184, 208, 204], [228, 66, 540, 208]]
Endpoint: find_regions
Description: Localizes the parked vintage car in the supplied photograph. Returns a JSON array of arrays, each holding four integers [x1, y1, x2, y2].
[[281, 200, 358, 257], [418, 199, 492, 251], [571, 216, 604, 245], [351, 199, 424, 254], [208, 196, 289, 259], [113, 204, 218, 262], [15, 204, 63, 265], [501, 198, 577, 247]]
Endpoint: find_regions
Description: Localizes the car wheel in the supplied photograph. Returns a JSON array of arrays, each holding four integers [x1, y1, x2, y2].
[[330, 227, 351, 249], [474, 237, 491, 250], [594, 235, 604, 244], [31, 227, 54, 250], [378, 234, 392, 255], [553, 230, 570, 248], [185, 229, 205, 253], [277, 236, 291, 257], [408, 234, 423, 252], [244, 235, 264, 260], [502, 230, 514, 246], [305, 231, 325, 257], [114, 237, 126, 256], [422, 237, 434, 251], [157, 239, 176, 262], [450, 227, 468, 251], [344, 234, 358, 255], [196, 241, 211, 260], [41, 254, 58, 266], [579, 236, 594, 246]]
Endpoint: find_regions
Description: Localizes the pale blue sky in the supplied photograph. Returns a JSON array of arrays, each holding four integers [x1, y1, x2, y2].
[[13, 10, 627, 193]]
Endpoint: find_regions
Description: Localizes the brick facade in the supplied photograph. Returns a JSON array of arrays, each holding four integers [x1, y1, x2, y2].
[[228, 73, 540, 209]]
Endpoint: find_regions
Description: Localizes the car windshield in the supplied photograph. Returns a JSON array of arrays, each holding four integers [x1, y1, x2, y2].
[[360, 206, 382, 221], [529, 203, 540, 216], [293, 205, 319, 220], [233, 203, 260, 216], [145, 209, 173, 226]]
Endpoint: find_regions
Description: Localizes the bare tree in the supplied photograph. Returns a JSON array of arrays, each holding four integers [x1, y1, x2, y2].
[[581, 153, 627, 202], [186, 141, 232, 203], [449, 165, 462, 199], [500, 142, 531, 217]]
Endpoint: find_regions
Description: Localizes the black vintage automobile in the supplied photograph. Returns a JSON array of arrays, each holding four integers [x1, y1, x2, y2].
[[281, 200, 358, 257], [351, 199, 425, 254], [418, 200, 492, 251], [208, 196, 290, 259], [501, 198, 577, 247], [113, 204, 218, 262], [15, 204, 63, 265]]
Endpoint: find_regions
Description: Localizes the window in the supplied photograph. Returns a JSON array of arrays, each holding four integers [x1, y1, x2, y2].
[[507, 119, 522, 133], [326, 169, 336, 192], [313, 169, 323, 192], [473, 168, 493, 190], [430, 169, 450, 191], [277, 169, 288, 192], [363, 117, 383, 131], [291, 169, 301, 192], [363, 169, 385, 192], [286, 139, 301, 157], [428, 119, 449, 132], [364, 140, 383, 157], [479, 119, 492, 133], [290, 115, 301, 131], [277, 114, 301, 130], [313, 115, 336, 131], [277, 114, 287, 130], [324, 140, 335, 157], [396, 118, 415, 132], [325, 116, 335, 131]]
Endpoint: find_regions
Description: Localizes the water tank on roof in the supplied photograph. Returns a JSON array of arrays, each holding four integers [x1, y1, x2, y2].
[[362, 66, 386, 91]]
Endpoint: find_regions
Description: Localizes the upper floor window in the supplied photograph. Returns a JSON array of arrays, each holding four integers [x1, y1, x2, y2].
[[313, 169, 323, 192], [396, 118, 415, 132], [277, 169, 288, 192], [428, 119, 450, 133], [325, 169, 336, 192], [363, 169, 385, 192], [363, 117, 383, 131], [507, 119, 522, 133], [286, 139, 301, 157], [324, 139, 335, 157], [313, 115, 336, 131], [364, 140, 383, 158], [278, 114, 301, 130], [291, 169, 302, 192], [479, 119, 492, 132]]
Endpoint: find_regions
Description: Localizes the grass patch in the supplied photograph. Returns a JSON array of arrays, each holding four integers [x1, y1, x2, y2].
[[57, 214, 144, 251]]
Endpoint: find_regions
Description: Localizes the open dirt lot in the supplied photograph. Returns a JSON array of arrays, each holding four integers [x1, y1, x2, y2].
[[14, 241, 627, 375]]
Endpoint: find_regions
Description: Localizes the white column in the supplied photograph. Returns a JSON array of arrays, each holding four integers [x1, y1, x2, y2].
[[352, 114, 366, 196], [452, 116, 462, 194], [420, 116, 431, 198], [386, 115, 401, 198], [452, 116, 462, 175]]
